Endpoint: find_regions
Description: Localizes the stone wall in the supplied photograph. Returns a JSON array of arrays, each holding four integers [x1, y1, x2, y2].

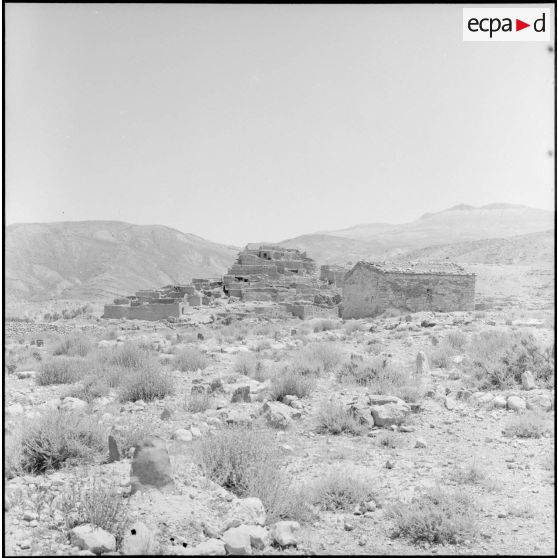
[[342, 264, 475, 319], [103, 302, 184, 321], [283, 303, 340, 320]]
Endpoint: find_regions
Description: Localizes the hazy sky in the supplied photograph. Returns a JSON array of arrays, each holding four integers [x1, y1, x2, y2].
[[6, 4, 555, 245]]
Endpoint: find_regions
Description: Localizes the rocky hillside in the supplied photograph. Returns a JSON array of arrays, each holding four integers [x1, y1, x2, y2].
[[279, 204, 554, 264], [402, 230, 554, 266], [5, 221, 238, 302]]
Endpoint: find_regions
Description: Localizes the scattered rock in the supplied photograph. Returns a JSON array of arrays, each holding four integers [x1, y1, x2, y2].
[[222, 526, 252, 555], [370, 399, 410, 427], [186, 539, 225, 556], [526, 394, 552, 412], [172, 429, 193, 443], [262, 401, 293, 429], [521, 371, 536, 390], [108, 435, 120, 462], [507, 396, 526, 412], [492, 395, 507, 409], [445, 396, 457, 410], [225, 497, 266, 528], [270, 521, 300, 547], [60, 397, 88, 413], [130, 437, 174, 494], [415, 438, 427, 448], [69, 524, 116, 555], [160, 408, 172, 420]]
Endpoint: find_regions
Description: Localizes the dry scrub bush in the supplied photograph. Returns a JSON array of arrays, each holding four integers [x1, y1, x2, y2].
[[119, 365, 174, 402], [37, 357, 89, 385], [465, 330, 554, 390], [194, 426, 312, 524], [316, 400, 367, 436], [185, 391, 214, 413], [337, 356, 423, 402], [390, 487, 477, 545], [215, 322, 251, 343], [343, 320, 364, 334], [52, 334, 93, 357], [14, 410, 105, 474], [234, 352, 269, 381], [56, 476, 129, 541], [174, 347, 208, 372], [66, 375, 110, 403], [269, 367, 316, 400], [291, 343, 345, 376], [312, 319, 340, 332], [311, 468, 377, 511], [107, 342, 153, 369], [503, 411, 551, 439]]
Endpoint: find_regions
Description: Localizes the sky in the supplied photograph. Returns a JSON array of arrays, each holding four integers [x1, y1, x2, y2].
[[5, 3, 555, 246]]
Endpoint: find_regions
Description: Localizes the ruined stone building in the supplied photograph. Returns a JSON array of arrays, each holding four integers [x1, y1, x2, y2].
[[319, 264, 350, 287], [341, 261, 475, 319]]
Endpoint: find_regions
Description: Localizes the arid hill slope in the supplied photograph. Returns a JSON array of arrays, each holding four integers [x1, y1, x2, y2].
[[5, 221, 238, 302]]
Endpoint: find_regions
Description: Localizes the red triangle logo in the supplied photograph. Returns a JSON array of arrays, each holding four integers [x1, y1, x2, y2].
[[516, 19, 530, 31]]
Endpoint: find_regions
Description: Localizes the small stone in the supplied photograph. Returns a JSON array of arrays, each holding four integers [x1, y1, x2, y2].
[[172, 429, 193, 443], [492, 396, 507, 409], [445, 396, 456, 410], [190, 539, 226, 555], [190, 426, 202, 438], [416, 351, 429, 374], [108, 435, 120, 462], [60, 397, 88, 413], [414, 438, 427, 449], [521, 371, 536, 390], [270, 521, 300, 547], [344, 521, 355, 531], [507, 396, 526, 412], [385, 460, 395, 469], [70, 524, 116, 554], [160, 408, 172, 420]]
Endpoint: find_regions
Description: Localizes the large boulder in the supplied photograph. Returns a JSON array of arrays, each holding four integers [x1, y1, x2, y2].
[[120, 522, 158, 555], [526, 393, 552, 412], [370, 398, 410, 427], [270, 521, 300, 547], [60, 397, 88, 413], [130, 437, 174, 494], [262, 401, 294, 429], [70, 524, 116, 555], [185, 539, 226, 556], [346, 400, 374, 428], [222, 526, 252, 555]]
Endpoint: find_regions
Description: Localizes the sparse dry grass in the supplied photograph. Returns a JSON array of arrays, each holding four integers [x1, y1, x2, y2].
[[312, 318, 340, 332], [12, 410, 105, 474], [390, 486, 478, 545], [36, 357, 89, 385], [52, 334, 93, 357], [503, 411, 551, 439], [119, 365, 174, 402], [316, 400, 367, 436], [269, 367, 316, 400], [311, 468, 376, 511], [193, 425, 313, 524], [185, 391, 214, 413], [174, 347, 208, 372]]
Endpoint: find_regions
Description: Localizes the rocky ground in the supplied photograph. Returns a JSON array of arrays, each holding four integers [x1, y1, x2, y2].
[[4, 303, 555, 556]]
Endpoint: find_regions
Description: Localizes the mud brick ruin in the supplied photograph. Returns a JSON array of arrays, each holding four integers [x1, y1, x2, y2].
[[103, 245, 475, 322], [103, 280, 224, 320], [341, 261, 476, 319]]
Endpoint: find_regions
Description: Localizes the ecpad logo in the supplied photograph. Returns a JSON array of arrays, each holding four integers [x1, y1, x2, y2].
[[463, 8, 550, 41]]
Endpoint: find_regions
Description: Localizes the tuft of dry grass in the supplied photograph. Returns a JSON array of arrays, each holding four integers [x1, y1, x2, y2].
[[503, 411, 551, 439], [185, 391, 214, 413], [193, 425, 313, 524], [119, 365, 174, 402], [311, 468, 377, 511], [316, 400, 367, 436], [312, 319, 340, 333], [52, 334, 93, 357], [389, 486, 478, 545], [269, 367, 316, 400], [36, 357, 89, 385], [174, 347, 208, 372], [12, 411, 105, 474]]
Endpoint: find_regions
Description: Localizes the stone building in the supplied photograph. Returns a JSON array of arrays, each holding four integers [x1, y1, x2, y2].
[[341, 261, 475, 319], [320, 264, 350, 287]]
